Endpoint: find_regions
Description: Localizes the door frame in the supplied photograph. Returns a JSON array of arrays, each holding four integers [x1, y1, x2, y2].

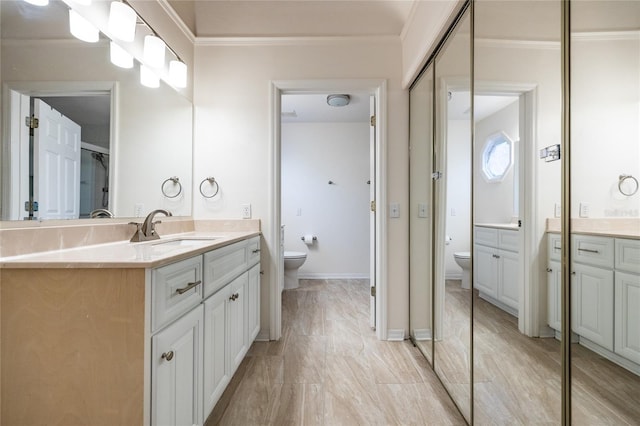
[[2, 81, 116, 221], [269, 79, 388, 341]]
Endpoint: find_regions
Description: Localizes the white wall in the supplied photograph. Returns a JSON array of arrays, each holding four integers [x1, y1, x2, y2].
[[474, 100, 519, 223], [192, 39, 409, 337], [282, 122, 370, 278], [445, 120, 471, 279]]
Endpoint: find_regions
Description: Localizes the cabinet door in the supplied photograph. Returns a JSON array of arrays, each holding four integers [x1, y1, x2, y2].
[[498, 249, 519, 311], [614, 271, 640, 364], [227, 272, 249, 374], [474, 245, 498, 298], [152, 305, 203, 426], [203, 287, 230, 418], [547, 260, 562, 331], [248, 263, 261, 342], [572, 263, 614, 351]]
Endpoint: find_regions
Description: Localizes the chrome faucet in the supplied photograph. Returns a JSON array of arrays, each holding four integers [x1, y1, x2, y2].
[[90, 208, 114, 218], [129, 209, 172, 242]]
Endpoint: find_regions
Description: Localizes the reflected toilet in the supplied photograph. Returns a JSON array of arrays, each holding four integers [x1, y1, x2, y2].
[[453, 251, 471, 290]]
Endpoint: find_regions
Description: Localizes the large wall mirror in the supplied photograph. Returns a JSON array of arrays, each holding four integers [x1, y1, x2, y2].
[[570, 0, 640, 422], [1, 0, 193, 221]]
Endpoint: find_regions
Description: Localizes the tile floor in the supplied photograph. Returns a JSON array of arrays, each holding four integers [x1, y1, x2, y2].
[[206, 279, 465, 425]]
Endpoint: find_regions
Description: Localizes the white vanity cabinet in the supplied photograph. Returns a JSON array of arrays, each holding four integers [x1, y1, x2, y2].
[[473, 226, 520, 316], [546, 233, 563, 331], [614, 239, 640, 364]]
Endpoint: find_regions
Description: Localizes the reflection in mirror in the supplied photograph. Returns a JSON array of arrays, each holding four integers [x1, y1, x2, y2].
[[409, 64, 434, 364], [1, 0, 193, 220], [433, 9, 472, 422], [570, 0, 640, 422], [473, 0, 562, 423]]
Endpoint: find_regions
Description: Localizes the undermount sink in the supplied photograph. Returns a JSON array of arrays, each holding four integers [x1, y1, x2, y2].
[[151, 237, 219, 247]]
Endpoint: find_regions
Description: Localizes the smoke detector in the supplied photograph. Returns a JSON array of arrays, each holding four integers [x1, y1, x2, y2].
[[327, 94, 350, 107]]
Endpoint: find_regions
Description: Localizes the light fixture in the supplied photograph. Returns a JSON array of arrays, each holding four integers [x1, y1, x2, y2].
[[72, 0, 92, 5], [140, 65, 160, 88], [327, 94, 350, 107], [110, 41, 133, 68], [108, 1, 137, 43], [143, 35, 166, 68], [169, 60, 187, 88], [23, 0, 49, 6], [69, 9, 99, 43]]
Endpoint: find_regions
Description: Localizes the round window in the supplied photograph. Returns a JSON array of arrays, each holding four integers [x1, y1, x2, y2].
[[482, 132, 514, 182]]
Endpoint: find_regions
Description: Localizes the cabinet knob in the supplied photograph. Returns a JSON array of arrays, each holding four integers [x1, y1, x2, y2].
[[162, 351, 174, 362], [546, 268, 553, 272], [229, 293, 239, 301]]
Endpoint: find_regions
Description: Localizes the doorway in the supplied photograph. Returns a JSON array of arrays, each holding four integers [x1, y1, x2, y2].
[[269, 79, 388, 341]]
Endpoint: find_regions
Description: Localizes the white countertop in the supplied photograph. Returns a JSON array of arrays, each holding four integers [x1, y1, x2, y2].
[[0, 231, 260, 269], [546, 218, 639, 239]]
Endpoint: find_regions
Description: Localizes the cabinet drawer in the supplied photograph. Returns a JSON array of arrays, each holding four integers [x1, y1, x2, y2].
[[152, 255, 203, 332], [246, 236, 261, 267], [498, 229, 519, 252], [572, 235, 614, 269], [615, 238, 640, 274], [548, 233, 562, 261], [204, 240, 248, 298], [475, 226, 498, 247]]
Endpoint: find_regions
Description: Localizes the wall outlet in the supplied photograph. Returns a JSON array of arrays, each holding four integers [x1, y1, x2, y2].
[[579, 202, 590, 218], [450, 208, 457, 217], [554, 203, 561, 218], [134, 203, 144, 217], [389, 202, 400, 218], [296, 208, 302, 216], [418, 203, 428, 218], [241, 204, 252, 219]]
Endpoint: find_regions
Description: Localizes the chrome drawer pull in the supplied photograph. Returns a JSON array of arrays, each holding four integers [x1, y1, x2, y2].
[[175, 280, 201, 295], [162, 351, 174, 361], [554, 244, 561, 250], [252, 249, 261, 254], [577, 248, 599, 254], [547, 268, 553, 272]]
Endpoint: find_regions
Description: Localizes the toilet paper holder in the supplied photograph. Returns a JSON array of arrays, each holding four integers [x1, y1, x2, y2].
[[301, 236, 317, 242]]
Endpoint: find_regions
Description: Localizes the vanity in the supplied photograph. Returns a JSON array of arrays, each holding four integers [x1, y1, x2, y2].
[[473, 223, 520, 317], [546, 219, 640, 375], [0, 228, 261, 425]]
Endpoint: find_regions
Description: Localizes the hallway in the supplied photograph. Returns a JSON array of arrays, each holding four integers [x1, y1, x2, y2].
[[207, 279, 464, 425]]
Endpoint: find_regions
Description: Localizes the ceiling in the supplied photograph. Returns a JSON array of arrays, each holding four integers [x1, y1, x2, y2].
[[167, 0, 415, 38], [281, 93, 370, 123]]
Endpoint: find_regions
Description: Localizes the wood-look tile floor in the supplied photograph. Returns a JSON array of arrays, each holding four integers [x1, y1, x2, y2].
[[206, 279, 465, 425]]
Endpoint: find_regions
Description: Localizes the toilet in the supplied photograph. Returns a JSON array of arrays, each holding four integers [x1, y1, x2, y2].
[[284, 251, 307, 290], [453, 251, 471, 289]]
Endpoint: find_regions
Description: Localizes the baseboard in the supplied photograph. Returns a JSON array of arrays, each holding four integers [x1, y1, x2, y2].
[[445, 272, 462, 280], [255, 329, 270, 342], [298, 273, 370, 280], [579, 336, 640, 376], [387, 329, 406, 341], [412, 328, 432, 341], [478, 292, 519, 318]]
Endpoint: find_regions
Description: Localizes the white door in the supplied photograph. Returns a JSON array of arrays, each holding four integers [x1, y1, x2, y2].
[[33, 99, 81, 219], [369, 95, 377, 329], [7, 90, 31, 220], [152, 305, 204, 426]]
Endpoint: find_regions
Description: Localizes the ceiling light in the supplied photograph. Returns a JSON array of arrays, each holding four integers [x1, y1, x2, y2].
[[169, 60, 187, 88], [140, 65, 159, 88], [110, 41, 133, 68], [69, 9, 99, 43], [327, 94, 350, 107], [23, 0, 49, 6], [143, 35, 166, 68], [108, 2, 137, 42]]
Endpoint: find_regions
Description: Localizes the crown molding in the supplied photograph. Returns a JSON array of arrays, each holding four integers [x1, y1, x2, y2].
[[399, 0, 421, 42], [157, 0, 196, 44], [476, 38, 560, 50], [195, 35, 400, 47], [572, 30, 640, 41]]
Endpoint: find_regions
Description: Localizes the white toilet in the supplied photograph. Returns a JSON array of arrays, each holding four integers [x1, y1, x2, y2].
[[453, 251, 471, 290], [284, 251, 307, 290]]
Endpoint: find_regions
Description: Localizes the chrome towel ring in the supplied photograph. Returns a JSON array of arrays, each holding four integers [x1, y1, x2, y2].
[[161, 176, 182, 198], [618, 174, 639, 196], [199, 177, 220, 198]]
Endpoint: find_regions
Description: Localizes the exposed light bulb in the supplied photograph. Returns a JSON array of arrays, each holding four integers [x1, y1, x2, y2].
[[69, 9, 99, 43], [169, 60, 187, 88], [143, 35, 166, 68], [108, 1, 137, 42], [140, 65, 160, 88], [110, 42, 133, 69], [23, 0, 49, 6]]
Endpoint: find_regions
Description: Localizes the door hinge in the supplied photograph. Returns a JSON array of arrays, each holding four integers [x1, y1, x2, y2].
[[25, 116, 39, 129], [370, 115, 376, 127], [370, 286, 376, 297], [24, 200, 39, 213], [370, 200, 376, 212], [432, 171, 443, 180]]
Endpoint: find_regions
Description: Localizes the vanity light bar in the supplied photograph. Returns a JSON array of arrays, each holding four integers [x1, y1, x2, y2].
[[23, 0, 49, 6], [108, 1, 137, 43], [69, 9, 99, 43], [110, 41, 134, 69]]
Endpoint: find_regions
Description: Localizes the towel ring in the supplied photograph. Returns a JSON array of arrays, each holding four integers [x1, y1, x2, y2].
[[199, 177, 220, 199], [618, 174, 639, 196], [161, 176, 182, 198]]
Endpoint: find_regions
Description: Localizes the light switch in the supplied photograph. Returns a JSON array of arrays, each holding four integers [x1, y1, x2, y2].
[[418, 203, 428, 218], [389, 203, 400, 218], [554, 203, 561, 218], [579, 202, 590, 218]]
